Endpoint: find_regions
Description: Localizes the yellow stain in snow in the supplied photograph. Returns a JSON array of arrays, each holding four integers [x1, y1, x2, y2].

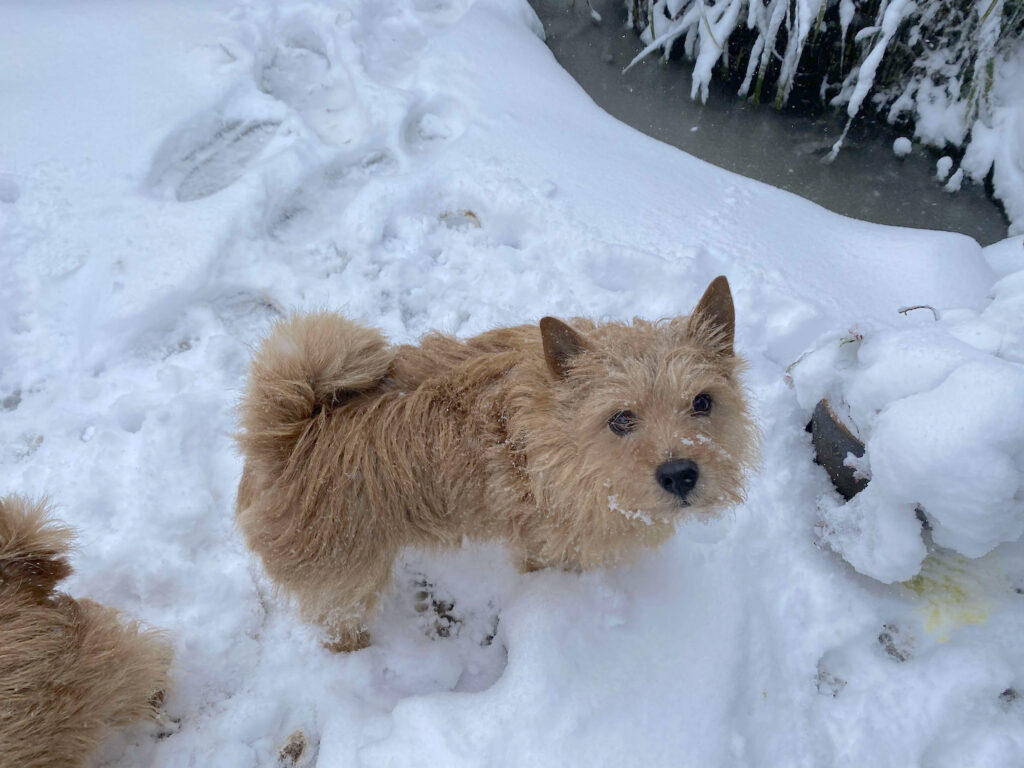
[[903, 553, 989, 641]]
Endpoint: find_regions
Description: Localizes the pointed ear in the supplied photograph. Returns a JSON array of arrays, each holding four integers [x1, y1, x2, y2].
[[540, 317, 589, 378], [687, 276, 735, 355]]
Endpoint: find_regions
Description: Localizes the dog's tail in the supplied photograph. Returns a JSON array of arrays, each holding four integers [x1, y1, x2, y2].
[[238, 312, 395, 473], [0, 495, 74, 601]]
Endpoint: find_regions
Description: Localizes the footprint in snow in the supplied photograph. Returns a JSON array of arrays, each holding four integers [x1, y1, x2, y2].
[[407, 573, 500, 647], [277, 729, 317, 768], [256, 13, 365, 145], [877, 622, 915, 662], [1, 390, 20, 412], [401, 97, 466, 155], [148, 112, 282, 202], [264, 149, 398, 239], [211, 290, 284, 343]]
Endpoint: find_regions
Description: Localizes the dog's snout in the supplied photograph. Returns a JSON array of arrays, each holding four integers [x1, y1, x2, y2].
[[655, 459, 699, 503]]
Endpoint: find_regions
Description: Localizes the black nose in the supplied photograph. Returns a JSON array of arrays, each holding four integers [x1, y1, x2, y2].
[[656, 459, 699, 503]]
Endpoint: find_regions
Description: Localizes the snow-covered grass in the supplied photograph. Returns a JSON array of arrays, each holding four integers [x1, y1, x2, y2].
[[625, 0, 1024, 236], [1, 0, 1023, 766]]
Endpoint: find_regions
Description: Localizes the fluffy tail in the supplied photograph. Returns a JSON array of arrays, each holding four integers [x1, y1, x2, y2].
[[0, 495, 74, 601], [238, 312, 395, 475]]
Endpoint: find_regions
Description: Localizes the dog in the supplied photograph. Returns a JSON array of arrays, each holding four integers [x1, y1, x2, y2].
[[0, 495, 172, 768], [236, 276, 757, 650]]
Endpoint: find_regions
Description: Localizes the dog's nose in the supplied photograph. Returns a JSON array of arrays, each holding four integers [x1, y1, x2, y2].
[[655, 459, 699, 503]]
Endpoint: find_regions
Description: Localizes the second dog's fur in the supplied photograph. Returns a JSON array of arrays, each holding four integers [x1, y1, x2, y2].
[[0, 495, 172, 768], [237, 277, 757, 650]]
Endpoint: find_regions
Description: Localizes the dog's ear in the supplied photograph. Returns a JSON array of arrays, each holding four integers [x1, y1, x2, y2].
[[687, 276, 734, 355], [540, 317, 589, 378]]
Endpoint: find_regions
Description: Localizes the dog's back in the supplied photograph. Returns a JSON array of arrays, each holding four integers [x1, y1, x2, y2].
[[0, 495, 171, 768]]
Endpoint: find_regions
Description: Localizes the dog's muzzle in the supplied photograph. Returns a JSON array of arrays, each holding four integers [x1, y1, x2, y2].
[[655, 459, 699, 504]]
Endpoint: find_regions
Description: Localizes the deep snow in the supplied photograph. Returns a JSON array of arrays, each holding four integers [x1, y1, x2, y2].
[[1, 1, 1023, 766]]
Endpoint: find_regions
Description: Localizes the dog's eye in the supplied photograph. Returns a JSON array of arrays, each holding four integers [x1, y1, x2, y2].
[[608, 410, 638, 436], [692, 393, 713, 415]]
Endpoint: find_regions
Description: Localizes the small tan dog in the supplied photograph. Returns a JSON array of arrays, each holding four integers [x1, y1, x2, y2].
[[237, 276, 757, 650], [0, 495, 172, 768]]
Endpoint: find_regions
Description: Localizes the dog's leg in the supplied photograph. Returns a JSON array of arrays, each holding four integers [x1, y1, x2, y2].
[[69, 598, 173, 729], [318, 552, 394, 652]]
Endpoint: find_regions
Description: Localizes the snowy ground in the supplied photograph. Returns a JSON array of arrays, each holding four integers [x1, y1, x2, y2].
[[2, 1, 1023, 766]]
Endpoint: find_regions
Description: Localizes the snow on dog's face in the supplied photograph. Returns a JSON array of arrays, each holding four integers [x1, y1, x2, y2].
[[513, 278, 758, 567]]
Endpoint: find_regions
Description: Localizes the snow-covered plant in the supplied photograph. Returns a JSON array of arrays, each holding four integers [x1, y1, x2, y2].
[[624, 0, 1024, 232]]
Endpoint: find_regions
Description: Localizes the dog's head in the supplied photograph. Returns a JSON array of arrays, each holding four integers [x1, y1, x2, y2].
[[513, 277, 758, 564]]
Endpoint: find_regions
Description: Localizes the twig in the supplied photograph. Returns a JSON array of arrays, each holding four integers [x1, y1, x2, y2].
[[897, 305, 938, 320]]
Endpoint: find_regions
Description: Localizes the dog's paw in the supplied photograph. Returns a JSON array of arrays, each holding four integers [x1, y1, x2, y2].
[[322, 626, 370, 653]]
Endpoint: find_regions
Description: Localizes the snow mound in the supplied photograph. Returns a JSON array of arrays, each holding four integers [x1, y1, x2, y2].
[[793, 242, 1024, 582]]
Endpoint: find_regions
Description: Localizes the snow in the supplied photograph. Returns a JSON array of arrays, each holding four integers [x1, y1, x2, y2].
[[937, 155, 954, 181], [792, 238, 1024, 583], [962, 42, 1024, 236], [892, 136, 912, 157], [945, 167, 966, 193], [984, 234, 1024, 277], [845, 0, 914, 120], [2, 0, 1024, 766]]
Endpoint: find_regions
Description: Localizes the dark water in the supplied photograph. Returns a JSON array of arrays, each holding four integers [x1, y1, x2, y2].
[[530, 0, 1010, 246]]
